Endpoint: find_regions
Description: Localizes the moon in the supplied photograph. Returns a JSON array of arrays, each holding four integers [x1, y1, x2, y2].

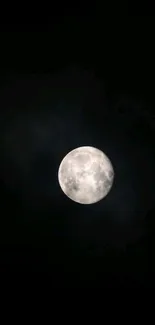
[[58, 146, 114, 204]]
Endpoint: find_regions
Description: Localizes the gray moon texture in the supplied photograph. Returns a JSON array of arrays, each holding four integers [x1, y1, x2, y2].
[[58, 146, 114, 204]]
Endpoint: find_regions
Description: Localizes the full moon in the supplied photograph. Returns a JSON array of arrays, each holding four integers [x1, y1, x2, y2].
[[58, 146, 114, 204]]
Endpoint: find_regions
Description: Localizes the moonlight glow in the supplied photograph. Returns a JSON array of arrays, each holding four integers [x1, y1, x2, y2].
[[58, 146, 114, 204]]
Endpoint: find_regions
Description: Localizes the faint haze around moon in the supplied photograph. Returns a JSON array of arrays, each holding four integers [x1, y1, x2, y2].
[[58, 146, 114, 204], [1, 67, 155, 247]]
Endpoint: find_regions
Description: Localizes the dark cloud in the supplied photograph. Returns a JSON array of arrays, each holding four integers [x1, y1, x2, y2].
[[0, 65, 155, 284]]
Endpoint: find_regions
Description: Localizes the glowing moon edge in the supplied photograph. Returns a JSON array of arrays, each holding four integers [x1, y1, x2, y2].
[[58, 146, 114, 204]]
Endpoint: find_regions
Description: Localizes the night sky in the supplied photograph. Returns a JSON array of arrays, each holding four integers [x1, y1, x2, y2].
[[0, 16, 155, 287]]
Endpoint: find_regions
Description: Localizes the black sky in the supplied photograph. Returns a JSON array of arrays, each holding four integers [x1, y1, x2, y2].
[[0, 15, 155, 287]]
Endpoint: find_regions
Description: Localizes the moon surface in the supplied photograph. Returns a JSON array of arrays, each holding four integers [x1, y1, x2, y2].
[[58, 146, 114, 204]]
